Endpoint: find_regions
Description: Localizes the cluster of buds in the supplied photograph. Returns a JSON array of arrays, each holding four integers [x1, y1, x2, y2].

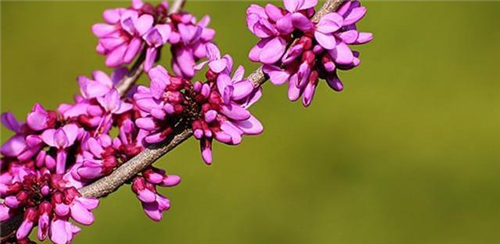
[[93, 0, 215, 74], [133, 65, 196, 144], [247, 0, 372, 106], [131, 167, 180, 221], [0, 162, 98, 244], [191, 44, 263, 164]]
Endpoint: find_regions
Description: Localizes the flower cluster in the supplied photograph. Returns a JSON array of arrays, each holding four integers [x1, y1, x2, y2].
[[133, 44, 263, 165], [0, 68, 182, 244], [169, 13, 216, 79], [131, 167, 180, 221], [247, 0, 372, 106], [93, 0, 215, 74], [0, 110, 99, 244], [1, 0, 372, 243], [191, 44, 263, 164]]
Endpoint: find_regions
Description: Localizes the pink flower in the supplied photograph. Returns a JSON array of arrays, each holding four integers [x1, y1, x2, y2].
[[249, 0, 372, 106], [1, 112, 23, 134], [78, 69, 133, 115], [170, 14, 216, 79], [284, 0, 317, 13], [16, 208, 38, 240], [75, 136, 117, 180], [93, 9, 153, 67], [192, 52, 263, 164], [41, 124, 79, 174], [26, 104, 56, 131], [194, 43, 232, 74], [37, 201, 52, 241], [131, 169, 179, 221], [49, 218, 81, 244], [143, 24, 172, 71], [133, 65, 189, 144]]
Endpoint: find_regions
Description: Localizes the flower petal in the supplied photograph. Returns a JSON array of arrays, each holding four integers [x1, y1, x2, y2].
[[70, 201, 94, 225], [263, 65, 289, 85], [314, 31, 337, 50], [291, 13, 314, 32], [316, 12, 343, 33], [259, 37, 286, 64], [343, 6, 367, 26], [329, 41, 354, 65], [234, 115, 263, 135]]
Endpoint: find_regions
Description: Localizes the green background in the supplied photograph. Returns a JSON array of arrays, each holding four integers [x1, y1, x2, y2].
[[1, 1, 499, 243]]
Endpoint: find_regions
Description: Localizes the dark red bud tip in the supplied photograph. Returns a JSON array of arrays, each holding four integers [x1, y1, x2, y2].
[[47, 111, 58, 128], [132, 177, 147, 193], [205, 69, 218, 82], [77, 115, 93, 127], [169, 77, 185, 91], [39, 201, 53, 215], [302, 51, 316, 65], [64, 187, 81, 202], [309, 71, 319, 85], [6, 182, 22, 195], [52, 192, 64, 204], [17, 238, 35, 244], [103, 157, 118, 173], [170, 13, 183, 23], [155, 3, 168, 17], [17, 191, 29, 202], [24, 208, 38, 222], [161, 127, 173, 138], [173, 104, 184, 115], [201, 103, 212, 112], [141, 3, 155, 15], [299, 36, 313, 50]]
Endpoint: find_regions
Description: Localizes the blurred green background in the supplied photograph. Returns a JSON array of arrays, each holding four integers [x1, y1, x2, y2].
[[1, 1, 499, 243]]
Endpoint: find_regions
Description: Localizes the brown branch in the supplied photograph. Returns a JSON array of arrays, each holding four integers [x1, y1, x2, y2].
[[0, 0, 344, 240], [80, 127, 193, 198]]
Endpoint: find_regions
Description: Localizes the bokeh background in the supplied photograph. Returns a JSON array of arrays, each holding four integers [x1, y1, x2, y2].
[[1, 1, 499, 243]]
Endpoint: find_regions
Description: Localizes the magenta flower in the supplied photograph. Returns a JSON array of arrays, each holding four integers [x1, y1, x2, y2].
[[192, 51, 263, 164], [75, 135, 116, 180], [143, 24, 172, 71], [78, 69, 133, 115], [133, 65, 190, 144], [131, 169, 180, 221], [194, 43, 232, 74], [93, 8, 153, 67], [248, 0, 372, 106], [0, 157, 99, 244], [112, 118, 147, 159], [246, 4, 289, 65], [27, 104, 57, 132], [49, 218, 81, 244], [16, 207, 37, 240], [41, 124, 79, 174], [284, 0, 317, 13], [76, 69, 133, 136], [1, 112, 23, 134], [170, 14, 216, 79]]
